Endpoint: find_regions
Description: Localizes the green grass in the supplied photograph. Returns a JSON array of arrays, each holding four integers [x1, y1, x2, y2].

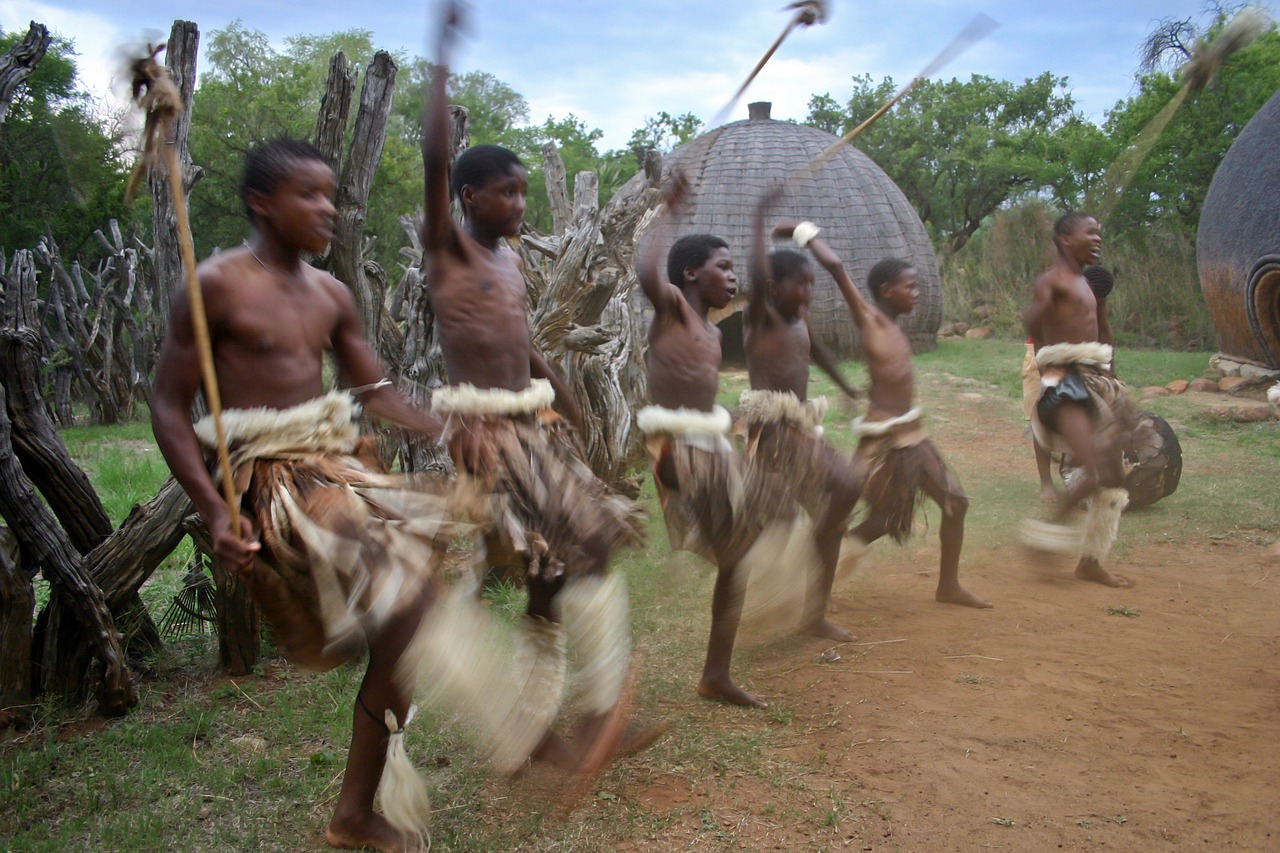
[[2, 340, 1275, 851]]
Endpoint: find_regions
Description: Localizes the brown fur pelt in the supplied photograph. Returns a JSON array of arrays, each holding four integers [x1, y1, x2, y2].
[[858, 437, 965, 544], [646, 433, 771, 568], [743, 419, 848, 523], [124, 42, 185, 203], [232, 439, 461, 671], [1032, 362, 1140, 459], [447, 411, 644, 581]]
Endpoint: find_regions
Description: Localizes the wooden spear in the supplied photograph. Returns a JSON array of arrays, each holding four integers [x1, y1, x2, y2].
[[707, 0, 831, 129], [1091, 6, 1270, 220], [126, 44, 239, 535], [793, 13, 999, 181]]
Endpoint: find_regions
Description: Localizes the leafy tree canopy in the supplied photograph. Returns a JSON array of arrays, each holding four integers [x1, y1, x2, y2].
[[0, 30, 130, 257], [807, 72, 1080, 252]]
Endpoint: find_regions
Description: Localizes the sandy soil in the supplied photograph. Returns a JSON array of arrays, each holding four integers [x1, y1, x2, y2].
[[618, 394, 1279, 852]]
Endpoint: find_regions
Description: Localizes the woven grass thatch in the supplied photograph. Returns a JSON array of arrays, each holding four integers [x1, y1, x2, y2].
[[627, 102, 941, 356], [1197, 87, 1280, 369]]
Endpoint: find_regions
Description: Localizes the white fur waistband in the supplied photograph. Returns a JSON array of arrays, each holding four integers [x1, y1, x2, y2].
[[195, 391, 360, 456], [637, 404, 732, 437], [851, 407, 923, 437], [738, 390, 827, 431], [1035, 342, 1112, 371], [432, 378, 554, 416]]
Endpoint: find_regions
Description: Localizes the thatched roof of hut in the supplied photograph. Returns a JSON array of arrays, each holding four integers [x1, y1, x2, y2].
[[629, 102, 941, 356], [1198, 87, 1280, 369]]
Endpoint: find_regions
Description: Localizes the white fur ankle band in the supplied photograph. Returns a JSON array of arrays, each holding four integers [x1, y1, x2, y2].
[[562, 574, 630, 716], [378, 704, 431, 849], [1081, 488, 1129, 561], [793, 221, 821, 248]]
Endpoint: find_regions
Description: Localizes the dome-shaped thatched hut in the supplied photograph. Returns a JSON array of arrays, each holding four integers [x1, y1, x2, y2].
[[629, 102, 941, 357], [1198, 87, 1280, 370]]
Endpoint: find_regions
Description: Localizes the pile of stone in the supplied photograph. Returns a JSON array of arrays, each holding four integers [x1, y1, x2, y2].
[[1141, 355, 1280, 423]]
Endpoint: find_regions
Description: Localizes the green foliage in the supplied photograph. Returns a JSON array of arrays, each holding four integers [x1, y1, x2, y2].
[[626, 110, 704, 166], [187, 23, 387, 259], [807, 72, 1080, 252], [0, 32, 132, 257]]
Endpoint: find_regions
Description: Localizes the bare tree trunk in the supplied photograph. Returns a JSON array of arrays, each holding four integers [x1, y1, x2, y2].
[[543, 142, 573, 235], [187, 521, 258, 675], [0, 249, 113, 551], [148, 20, 200, 331], [2, 250, 170, 678], [0, 22, 51, 126], [0, 524, 34, 727], [313, 52, 355, 178], [330, 51, 402, 370], [0, 384, 136, 716], [517, 148, 662, 485]]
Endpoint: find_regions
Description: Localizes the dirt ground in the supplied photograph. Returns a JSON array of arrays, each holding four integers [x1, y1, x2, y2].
[[617, 393, 1279, 852]]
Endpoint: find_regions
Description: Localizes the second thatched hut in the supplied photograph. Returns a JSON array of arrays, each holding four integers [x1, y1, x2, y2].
[[629, 102, 941, 358]]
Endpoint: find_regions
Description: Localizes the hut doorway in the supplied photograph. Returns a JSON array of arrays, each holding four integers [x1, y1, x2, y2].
[[716, 312, 746, 366], [1247, 258, 1280, 368]]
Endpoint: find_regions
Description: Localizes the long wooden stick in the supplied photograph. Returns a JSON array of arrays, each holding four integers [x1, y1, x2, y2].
[[708, 1, 830, 129], [1091, 7, 1268, 220], [794, 13, 999, 181], [128, 45, 239, 534], [164, 144, 239, 533]]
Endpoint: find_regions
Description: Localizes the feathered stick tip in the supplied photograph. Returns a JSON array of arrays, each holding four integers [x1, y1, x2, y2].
[[785, 0, 829, 26], [124, 42, 185, 203], [1181, 6, 1271, 93]]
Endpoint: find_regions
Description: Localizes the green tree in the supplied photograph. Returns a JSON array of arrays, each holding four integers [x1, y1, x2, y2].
[[807, 72, 1080, 252], [626, 111, 703, 166], [0, 30, 130, 257], [187, 23, 388, 258]]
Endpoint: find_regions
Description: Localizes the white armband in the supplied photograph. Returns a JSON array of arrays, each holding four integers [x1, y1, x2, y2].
[[793, 221, 821, 248]]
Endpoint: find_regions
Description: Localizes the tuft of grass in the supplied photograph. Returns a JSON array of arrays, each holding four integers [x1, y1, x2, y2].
[[1106, 605, 1142, 618], [956, 674, 991, 686]]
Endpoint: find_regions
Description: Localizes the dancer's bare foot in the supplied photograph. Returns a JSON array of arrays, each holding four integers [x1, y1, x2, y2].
[[802, 618, 856, 642], [1075, 558, 1130, 587], [559, 675, 636, 817], [326, 812, 423, 853], [1039, 485, 1059, 502], [617, 719, 668, 757], [697, 675, 767, 709], [529, 731, 579, 772], [936, 583, 993, 609]]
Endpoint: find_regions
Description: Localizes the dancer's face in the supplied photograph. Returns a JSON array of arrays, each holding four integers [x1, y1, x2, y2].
[[689, 247, 738, 310], [775, 266, 813, 318], [882, 267, 919, 316]]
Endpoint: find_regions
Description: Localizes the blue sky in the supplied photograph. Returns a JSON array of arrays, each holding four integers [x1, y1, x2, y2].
[[2, 0, 1272, 149]]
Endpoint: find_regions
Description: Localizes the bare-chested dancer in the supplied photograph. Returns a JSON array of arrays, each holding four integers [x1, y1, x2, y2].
[[420, 0, 651, 776], [1023, 214, 1137, 588], [152, 138, 448, 852], [740, 191, 861, 641], [636, 173, 779, 709], [775, 221, 991, 609]]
